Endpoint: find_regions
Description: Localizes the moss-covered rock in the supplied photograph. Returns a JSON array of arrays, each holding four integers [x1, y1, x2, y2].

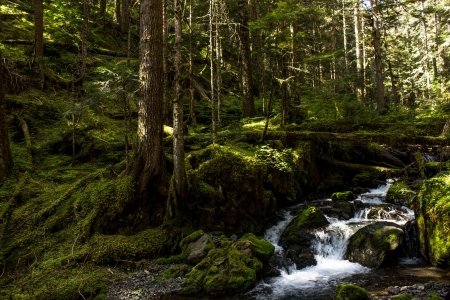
[[181, 234, 273, 295], [345, 221, 404, 268], [279, 206, 329, 269], [185, 144, 315, 234], [414, 173, 450, 268], [386, 181, 415, 206], [331, 191, 355, 202], [335, 283, 370, 300]]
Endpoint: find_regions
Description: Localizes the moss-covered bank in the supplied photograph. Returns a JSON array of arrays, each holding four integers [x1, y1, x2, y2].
[[413, 173, 450, 268]]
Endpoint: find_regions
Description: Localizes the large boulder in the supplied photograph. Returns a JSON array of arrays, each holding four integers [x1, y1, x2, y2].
[[413, 173, 450, 268], [279, 206, 329, 269], [345, 221, 404, 268], [181, 233, 274, 295]]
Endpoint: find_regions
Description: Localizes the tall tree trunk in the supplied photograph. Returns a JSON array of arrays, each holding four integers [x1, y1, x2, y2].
[[370, 0, 385, 110], [114, 0, 122, 27], [122, 0, 130, 33], [100, 0, 106, 15], [133, 0, 165, 194], [34, 0, 44, 58], [189, 0, 196, 127], [354, 0, 363, 103], [209, 0, 217, 143], [163, 0, 172, 126], [342, 0, 348, 72], [421, 0, 431, 97], [34, 0, 44, 89], [173, 0, 187, 203], [238, 0, 255, 118], [261, 28, 278, 143], [215, 2, 222, 129], [249, 0, 263, 96], [0, 50, 13, 180], [281, 52, 287, 127], [80, 0, 89, 87]]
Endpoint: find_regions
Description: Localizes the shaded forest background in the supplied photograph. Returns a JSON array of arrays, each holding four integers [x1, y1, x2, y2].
[[1, 0, 450, 299]]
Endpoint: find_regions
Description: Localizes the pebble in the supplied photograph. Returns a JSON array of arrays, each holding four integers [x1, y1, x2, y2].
[[372, 281, 450, 300], [106, 261, 185, 300]]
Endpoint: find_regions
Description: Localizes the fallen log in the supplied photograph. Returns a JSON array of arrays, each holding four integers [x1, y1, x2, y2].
[[321, 155, 404, 176]]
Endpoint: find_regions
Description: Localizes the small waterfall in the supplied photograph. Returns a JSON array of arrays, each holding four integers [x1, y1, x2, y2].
[[248, 181, 417, 300], [264, 210, 296, 254], [422, 152, 438, 162]]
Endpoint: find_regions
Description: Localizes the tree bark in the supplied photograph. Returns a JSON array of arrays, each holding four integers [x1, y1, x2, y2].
[[133, 0, 165, 194], [189, 0, 197, 127], [79, 0, 89, 87], [122, 0, 130, 33], [172, 0, 187, 204], [114, 0, 122, 27], [370, 0, 385, 110], [238, 0, 255, 118], [34, 0, 44, 58], [100, 0, 106, 15], [354, 0, 363, 103], [210, 0, 217, 143], [163, 0, 172, 126], [0, 50, 13, 180]]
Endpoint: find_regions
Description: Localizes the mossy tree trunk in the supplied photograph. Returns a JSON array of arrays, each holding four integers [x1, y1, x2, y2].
[[121, 0, 130, 33], [34, 0, 44, 89], [238, 0, 255, 118], [0, 50, 13, 180], [131, 0, 166, 196], [34, 0, 44, 58], [172, 0, 188, 205]]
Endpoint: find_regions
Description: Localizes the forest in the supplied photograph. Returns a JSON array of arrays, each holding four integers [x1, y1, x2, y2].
[[1, 0, 450, 299]]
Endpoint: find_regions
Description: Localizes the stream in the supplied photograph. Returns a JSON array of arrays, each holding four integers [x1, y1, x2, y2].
[[162, 181, 450, 300]]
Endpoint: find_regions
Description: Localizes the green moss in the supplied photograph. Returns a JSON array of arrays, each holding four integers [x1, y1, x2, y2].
[[414, 173, 450, 267], [386, 181, 415, 204], [335, 283, 370, 300], [181, 234, 272, 295], [427, 292, 443, 300], [85, 228, 174, 264], [331, 191, 354, 201], [240, 233, 275, 263], [292, 206, 328, 229], [183, 230, 205, 244], [391, 294, 414, 300]]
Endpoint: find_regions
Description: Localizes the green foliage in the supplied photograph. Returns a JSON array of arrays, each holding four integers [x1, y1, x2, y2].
[[255, 145, 295, 172]]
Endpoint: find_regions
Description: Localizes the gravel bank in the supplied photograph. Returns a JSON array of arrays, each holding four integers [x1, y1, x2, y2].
[[106, 262, 185, 300]]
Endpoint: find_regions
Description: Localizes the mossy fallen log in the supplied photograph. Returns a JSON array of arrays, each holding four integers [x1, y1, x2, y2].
[[320, 155, 403, 175]]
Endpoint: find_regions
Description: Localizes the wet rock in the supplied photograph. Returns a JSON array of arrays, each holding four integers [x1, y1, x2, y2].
[[345, 221, 404, 268], [279, 206, 329, 269], [186, 233, 214, 264], [332, 191, 355, 201]]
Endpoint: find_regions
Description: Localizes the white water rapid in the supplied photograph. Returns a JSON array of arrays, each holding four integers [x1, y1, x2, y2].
[[247, 181, 415, 300]]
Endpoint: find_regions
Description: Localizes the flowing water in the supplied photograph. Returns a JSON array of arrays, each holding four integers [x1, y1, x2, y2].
[[163, 181, 450, 300], [241, 181, 447, 300]]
